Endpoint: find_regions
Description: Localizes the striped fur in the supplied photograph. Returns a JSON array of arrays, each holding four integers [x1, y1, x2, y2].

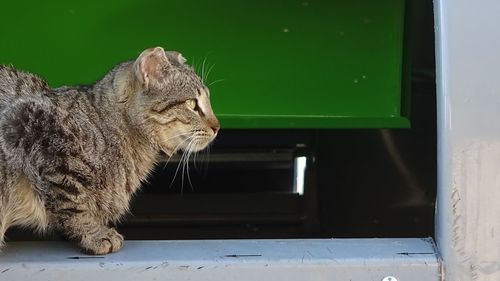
[[0, 47, 219, 254]]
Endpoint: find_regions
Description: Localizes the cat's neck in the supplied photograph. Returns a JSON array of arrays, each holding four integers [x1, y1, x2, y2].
[[120, 124, 159, 194], [92, 61, 136, 102], [92, 63, 160, 190]]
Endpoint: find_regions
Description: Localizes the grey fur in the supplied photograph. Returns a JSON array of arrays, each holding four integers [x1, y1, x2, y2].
[[0, 47, 219, 254]]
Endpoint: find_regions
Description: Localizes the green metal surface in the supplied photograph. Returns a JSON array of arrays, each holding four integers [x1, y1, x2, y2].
[[0, 0, 408, 128]]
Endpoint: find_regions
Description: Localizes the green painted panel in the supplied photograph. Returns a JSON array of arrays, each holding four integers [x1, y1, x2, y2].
[[0, 0, 407, 128]]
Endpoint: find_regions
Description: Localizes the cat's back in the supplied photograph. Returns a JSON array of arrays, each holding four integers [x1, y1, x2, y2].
[[0, 65, 51, 109]]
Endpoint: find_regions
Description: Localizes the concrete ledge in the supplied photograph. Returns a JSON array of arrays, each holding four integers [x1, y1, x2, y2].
[[0, 238, 441, 281]]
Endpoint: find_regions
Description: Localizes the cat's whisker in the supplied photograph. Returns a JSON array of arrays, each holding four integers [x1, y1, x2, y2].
[[169, 136, 194, 189], [181, 154, 188, 192], [205, 63, 216, 83], [171, 148, 187, 190], [195, 61, 202, 78], [185, 139, 197, 191], [175, 144, 190, 180], [189, 134, 201, 171], [202, 143, 212, 178], [208, 79, 225, 87], [180, 137, 197, 193], [163, 134, 193, 170], [164, 131, 195, 151], [191, 57, 197, 74], [193, 142, 200, 171], [180, 142, 189, 193], [201, 57, 207, 82], [163, 132, 193, 144]]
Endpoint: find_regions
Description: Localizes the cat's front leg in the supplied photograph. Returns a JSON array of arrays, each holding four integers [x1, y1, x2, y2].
[[52, 209, 124, 255], [77, 225, 124, 255]]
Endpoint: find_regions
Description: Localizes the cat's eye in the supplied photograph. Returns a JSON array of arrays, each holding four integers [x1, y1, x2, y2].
[[186, 99, 197, 110]]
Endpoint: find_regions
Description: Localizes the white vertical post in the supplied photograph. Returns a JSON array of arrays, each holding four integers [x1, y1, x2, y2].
[[435, 0, 500, 280]]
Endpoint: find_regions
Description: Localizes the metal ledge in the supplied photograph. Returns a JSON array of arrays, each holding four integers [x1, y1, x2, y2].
[[0, 238, 440, 281]]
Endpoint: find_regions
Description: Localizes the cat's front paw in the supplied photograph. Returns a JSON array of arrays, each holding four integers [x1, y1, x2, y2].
[[80, 228, 124, 255]]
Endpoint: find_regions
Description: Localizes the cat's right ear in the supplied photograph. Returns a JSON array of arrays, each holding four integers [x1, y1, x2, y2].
[[134, 47, 170, 89]]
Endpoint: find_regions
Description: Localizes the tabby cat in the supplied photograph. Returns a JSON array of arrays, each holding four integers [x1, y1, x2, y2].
[[0, 47, 219, 254]]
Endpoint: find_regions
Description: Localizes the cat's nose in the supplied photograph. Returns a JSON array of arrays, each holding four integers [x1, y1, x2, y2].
[[206, 116, 220, 135], [208, 119, 220, 134]]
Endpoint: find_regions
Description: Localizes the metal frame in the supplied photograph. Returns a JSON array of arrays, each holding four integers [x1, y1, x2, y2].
[[434, 0, 500, 280]]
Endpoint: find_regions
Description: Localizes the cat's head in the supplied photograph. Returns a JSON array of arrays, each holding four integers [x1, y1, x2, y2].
[[127, 47, 219, 155]]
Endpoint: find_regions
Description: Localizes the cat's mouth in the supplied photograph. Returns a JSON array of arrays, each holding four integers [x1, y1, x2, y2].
[[161, 130, 215, 156], [179, 134, 215, 153]]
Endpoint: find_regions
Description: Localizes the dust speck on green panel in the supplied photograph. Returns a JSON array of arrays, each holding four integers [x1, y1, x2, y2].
[[0, 0, 407, 129]]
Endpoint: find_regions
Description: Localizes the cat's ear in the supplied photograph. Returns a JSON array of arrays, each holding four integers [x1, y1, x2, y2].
[[134, 47, 170, 88], [165, 51, 187, 65]]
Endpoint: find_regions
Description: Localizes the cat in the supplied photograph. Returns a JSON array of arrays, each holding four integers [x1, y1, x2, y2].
[[0, 47, 219, 255]]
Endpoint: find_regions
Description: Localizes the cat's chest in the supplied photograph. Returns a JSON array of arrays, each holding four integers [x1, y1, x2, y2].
[[91, 130, 157, 219], [93, 168, 135, 222], [100, 161, 154, 221]]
